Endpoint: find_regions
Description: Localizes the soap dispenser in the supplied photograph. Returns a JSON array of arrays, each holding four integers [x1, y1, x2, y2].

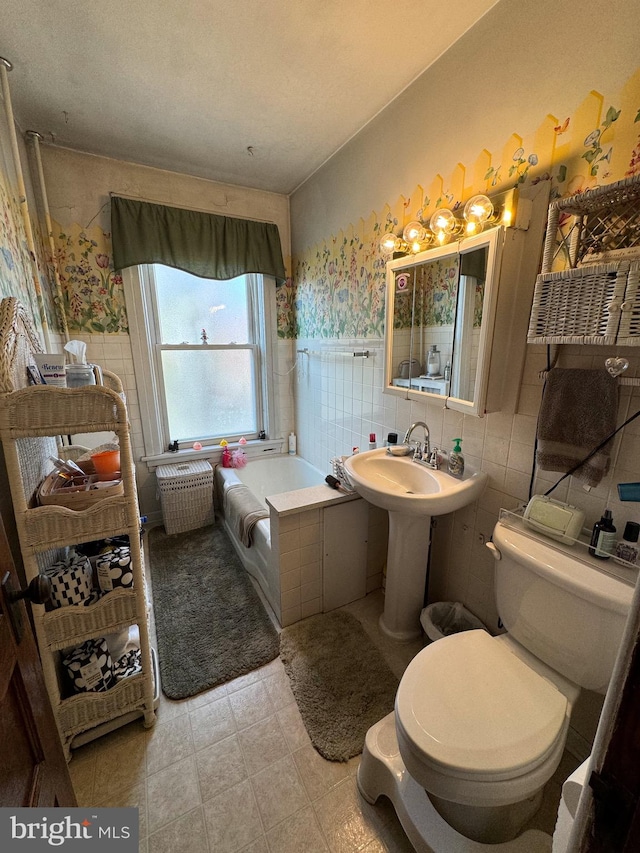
[[447, 438, 464, 477]]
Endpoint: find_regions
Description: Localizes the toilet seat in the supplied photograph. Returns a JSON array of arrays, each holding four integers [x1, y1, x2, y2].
[[395, 630, 568, 785]]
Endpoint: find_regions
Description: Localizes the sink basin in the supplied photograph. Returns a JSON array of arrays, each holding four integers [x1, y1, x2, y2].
[[344, 447, 488, 641], [344, 448, 487, 516]]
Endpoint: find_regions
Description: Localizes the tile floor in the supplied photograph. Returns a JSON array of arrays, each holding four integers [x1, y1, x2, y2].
[[68, 589, 577, 852]]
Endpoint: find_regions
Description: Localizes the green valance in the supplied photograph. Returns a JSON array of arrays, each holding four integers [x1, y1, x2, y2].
[[111, 196, 286, 283]]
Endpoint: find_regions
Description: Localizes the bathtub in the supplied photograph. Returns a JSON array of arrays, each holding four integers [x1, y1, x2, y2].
[[215, 454, 382, 627], [216, 455, 327, 621]]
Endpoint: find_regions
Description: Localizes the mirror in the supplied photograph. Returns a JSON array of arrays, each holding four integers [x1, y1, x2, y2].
[[384, 228, 504, 417]]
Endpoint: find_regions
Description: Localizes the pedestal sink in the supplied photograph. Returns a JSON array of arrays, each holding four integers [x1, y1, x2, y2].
[[344, 448, 488, 641]]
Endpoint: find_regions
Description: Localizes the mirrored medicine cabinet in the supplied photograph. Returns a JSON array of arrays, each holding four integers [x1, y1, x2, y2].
[[384, 228, 503, 417], [383, 181, 551, 418]]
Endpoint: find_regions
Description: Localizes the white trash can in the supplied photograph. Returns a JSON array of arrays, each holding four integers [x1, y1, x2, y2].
[[420, 601, 486, 642]]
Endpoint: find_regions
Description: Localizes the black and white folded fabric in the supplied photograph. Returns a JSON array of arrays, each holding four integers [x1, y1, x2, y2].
[[96, 546, 134, 593], [46, 553, 94, 608], [63, 638, 115, 694], [114, 647, 142, 681]]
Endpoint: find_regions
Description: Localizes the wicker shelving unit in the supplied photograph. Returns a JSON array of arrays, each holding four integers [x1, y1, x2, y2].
[[528, 175, 640, 347], [0, 298, 156, 758]]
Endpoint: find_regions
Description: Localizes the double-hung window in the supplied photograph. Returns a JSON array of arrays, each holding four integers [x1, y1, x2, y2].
[[124, 264, 275, 455]]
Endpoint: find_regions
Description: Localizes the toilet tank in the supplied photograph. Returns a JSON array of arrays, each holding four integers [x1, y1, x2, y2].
[[491, 518, 634, 693]]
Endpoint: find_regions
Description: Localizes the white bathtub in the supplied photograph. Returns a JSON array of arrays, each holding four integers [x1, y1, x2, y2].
[[230, 454, 326, 507], [216, 453, 381, 627], [215, 455, 326, 621]]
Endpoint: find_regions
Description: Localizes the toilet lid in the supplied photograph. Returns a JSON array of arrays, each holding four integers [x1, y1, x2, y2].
[[396, 630, 568, 778]]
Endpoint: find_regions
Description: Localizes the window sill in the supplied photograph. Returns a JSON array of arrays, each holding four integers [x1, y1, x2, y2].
[[141, 438, 285, 470]]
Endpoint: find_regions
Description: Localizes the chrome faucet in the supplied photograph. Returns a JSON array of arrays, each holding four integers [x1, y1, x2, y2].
[[403, 421, 430, 462]]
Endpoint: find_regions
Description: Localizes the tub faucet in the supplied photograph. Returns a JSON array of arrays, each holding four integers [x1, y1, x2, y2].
[[403, 421, 430, 462]]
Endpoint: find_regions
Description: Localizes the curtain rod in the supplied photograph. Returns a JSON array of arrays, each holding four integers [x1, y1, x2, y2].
[[109, 191, 276, 225]]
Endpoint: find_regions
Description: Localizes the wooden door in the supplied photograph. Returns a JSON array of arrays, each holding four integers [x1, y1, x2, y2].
[[0, 514, 76, 807]]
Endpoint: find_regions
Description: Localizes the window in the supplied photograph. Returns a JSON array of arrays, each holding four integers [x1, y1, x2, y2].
[[124, 265, 276, 455]]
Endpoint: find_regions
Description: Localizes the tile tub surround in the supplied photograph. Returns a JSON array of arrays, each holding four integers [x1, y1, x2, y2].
[[217, 459, 387, 628]]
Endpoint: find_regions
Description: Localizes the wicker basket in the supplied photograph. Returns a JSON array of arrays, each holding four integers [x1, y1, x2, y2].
[[541, 175, 640, 273], [156, 459, 214, 535], [528, 261, 640, 345], [38, 471, 124, 511]]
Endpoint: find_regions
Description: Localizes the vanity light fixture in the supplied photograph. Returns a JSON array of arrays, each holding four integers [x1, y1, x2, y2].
[[379, 189, 518, 257]]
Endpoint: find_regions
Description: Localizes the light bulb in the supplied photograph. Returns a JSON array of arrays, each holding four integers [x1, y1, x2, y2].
[[463, 194, 493, 224], [379, 232, 399, 255], [429, 208, 457, 235], [402, 221, 426, 243]]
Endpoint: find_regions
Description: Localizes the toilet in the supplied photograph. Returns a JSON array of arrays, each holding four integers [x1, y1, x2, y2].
[[357, 516, 634, 851]]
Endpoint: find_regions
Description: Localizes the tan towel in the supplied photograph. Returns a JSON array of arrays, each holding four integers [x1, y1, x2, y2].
[[536, 368, 618, 487], [223, 483, 269, 548]]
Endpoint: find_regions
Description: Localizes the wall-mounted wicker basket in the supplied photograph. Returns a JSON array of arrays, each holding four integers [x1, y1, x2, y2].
[[528, 176, 640, 346], [528, 260, 640, 345]]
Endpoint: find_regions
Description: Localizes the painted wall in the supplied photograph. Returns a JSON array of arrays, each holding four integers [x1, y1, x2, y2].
[[288, 0, 640, 650], [35, 147, 295, 515]]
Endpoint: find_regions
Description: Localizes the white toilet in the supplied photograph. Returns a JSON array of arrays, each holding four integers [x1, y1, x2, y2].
[[358, 516, 634, 851]]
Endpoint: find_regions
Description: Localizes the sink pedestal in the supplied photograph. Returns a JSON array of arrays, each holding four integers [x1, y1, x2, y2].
[[380, 511, 432, 641]]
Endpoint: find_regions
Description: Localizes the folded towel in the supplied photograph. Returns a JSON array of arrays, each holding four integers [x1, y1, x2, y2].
[[536, 368, 618, 487], [223, 483, 269, 548]]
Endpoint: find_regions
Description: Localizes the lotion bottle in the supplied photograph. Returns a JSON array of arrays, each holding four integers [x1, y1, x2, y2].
[[589, 509, 616, 559], [288, 432, 297, 455]]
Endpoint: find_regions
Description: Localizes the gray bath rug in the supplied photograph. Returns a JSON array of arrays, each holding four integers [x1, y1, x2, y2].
[[149, 524, 279, 699], [279, 610, 399, 761]]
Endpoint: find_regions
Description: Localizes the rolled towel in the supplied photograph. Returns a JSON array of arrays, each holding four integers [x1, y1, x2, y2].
[[536, 368, 618, 487], [223, 483, 269, 548]]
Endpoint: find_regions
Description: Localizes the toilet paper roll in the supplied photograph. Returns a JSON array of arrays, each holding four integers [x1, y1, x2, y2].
[[96, 546, 134, 593], [46, 554, 94, 608], [561, 757, 591, 818], [62, 638, 115, 694]]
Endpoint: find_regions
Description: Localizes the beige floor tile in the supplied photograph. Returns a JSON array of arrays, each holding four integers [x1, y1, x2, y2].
[[276, 702, 312, 752], [241, 838, 269, 853], [147, 806, 209, 853], [226, 668, 264, 694], [145, 713, 194, 776], [92, 726, 147, 802], [250, 754, 309, 832], [313, 776, 387, 853], [147, 755, 201, 835], [139, 836, 148, 853], [195, 733, 247, 801], [189, 695, 236, 752], [293, 744, 350, 802], [263, 666, 296, 711], [68, 746, 96, 806], [228, 680, 275, 730], [202, 778, 265, 853], [265, 804, 329, 852], [95, 780, 148, 839], [188, 681, 229, 710], [238, 714, 290, 777], [155, 692, 190, 722]]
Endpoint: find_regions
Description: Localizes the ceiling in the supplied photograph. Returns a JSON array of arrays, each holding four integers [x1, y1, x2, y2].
[[1, 1, 499, 196]]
